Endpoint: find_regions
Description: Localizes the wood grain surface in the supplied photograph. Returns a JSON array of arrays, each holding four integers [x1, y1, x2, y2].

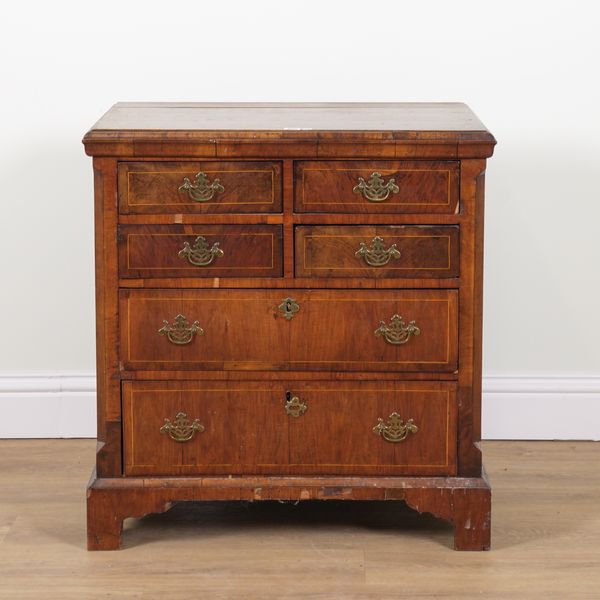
[[89, 102, 493, 133], [294, 160, 460, 214], [82, 103, 496, 158], [122, 380, 456, 477], [118, 161, 282, 214], [295, 225, 459, 278], [120, 289, 458, 372], [118, 224, 283, 279]]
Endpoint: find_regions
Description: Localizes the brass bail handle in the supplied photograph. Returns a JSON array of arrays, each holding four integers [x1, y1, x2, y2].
[[179, 171, 225, 202], [355, 236, 401, 267], [373, 412, 418, 443], [374, 314, 420, 345], [158, 314, 204, 345], [353, 172, 400, 202], [160, 412, 205, 442], [179, 235, 224, 267]]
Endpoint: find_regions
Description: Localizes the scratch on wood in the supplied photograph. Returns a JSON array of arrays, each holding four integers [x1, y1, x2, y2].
[[322, 487, 353, 498]]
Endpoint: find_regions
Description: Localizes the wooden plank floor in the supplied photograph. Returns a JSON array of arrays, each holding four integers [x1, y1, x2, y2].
[[0, 441, 598, 599]]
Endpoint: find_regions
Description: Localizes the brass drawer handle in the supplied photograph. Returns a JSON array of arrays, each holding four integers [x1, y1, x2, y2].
[[179, 235, 224, 266], [178, 171, 225, 202], [160, 412, 205, 442], [355, 236, 401, 267], [285, 393, 307, 418], [373, 412, 418, 443], [375, 314, 420, 345], [353, 172, 400, 202], [158, 314, 204, 345], [278, 297, 300, 321]]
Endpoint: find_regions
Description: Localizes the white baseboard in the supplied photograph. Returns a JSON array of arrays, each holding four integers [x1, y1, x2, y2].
[[482, 376, 600, 440], [0, 374, 598, 440], [0, 375, 96, 438]]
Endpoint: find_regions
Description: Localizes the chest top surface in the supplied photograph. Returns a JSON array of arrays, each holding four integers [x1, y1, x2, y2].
[[88, 102, 490, 132], [83, 102, 495, 153]]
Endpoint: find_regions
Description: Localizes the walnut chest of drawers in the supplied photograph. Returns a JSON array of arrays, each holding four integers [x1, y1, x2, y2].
[[84, 102, 496, 551]]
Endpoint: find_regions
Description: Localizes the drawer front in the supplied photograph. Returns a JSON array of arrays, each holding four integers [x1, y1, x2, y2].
[[123, 382, 289, 476], [118, 161, 282, 214], [123, 381, 456, 476], [288, 290, 457, 371], [120, 289, 458, 372], [118, 224, 283, 278], [295, 225, 459, 278], [295, 160, 459, 213]]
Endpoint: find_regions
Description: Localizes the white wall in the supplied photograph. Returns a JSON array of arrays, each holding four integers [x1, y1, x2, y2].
[[1, 0, 599, 437]]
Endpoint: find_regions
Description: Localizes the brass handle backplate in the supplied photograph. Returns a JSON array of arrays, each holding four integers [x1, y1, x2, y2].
[[160, 412, 205, 442], [355, 236, 401, 267], [375, 314, 420, 345], [285, 394, 307, 418], [179, 235, 224, 266], [178, 171, 225, 202], [373, 412, 418, 443], [353, 172, 400, 202], [278, 297, 300, 321], [158, 314, 204, 345]]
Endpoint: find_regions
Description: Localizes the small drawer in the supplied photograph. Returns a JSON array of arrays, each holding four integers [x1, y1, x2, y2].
[[295, 225, 459, 278], [118, 161, 282, 214], [118, 224, 283, 278], [120, 289, 458, 372], [294, 160, 459, 213], [123, 380, 456, 476]]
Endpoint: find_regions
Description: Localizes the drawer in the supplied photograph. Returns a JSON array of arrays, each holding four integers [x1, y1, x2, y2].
[[123, 380, 457, 476], [120, 289, 458, 372], [118, 161, 282, 214], [295, 225, 459, 278], [294, 160, 459, 213], [118, 224, 283, 278]]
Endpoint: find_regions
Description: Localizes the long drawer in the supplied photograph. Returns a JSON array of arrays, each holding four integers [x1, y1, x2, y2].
[[294, 160, 460, 213], [118, 161, 282, 214], [123, 380, 457, 476], [295, 225, 459, 278], [120, 289, 458, 372], [118, 224, 283, 278]]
